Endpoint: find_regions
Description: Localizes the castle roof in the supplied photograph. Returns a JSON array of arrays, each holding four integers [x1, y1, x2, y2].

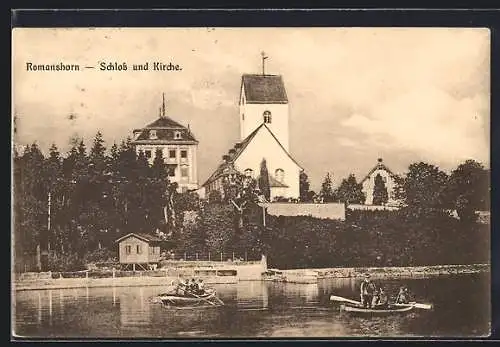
[[131, 116, 198, 145], [241, 74, 288, 104]]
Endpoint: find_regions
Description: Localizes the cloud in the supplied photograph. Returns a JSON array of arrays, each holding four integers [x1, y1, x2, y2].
[[12, 28, 490, 190], [341, 87, 489, 168]]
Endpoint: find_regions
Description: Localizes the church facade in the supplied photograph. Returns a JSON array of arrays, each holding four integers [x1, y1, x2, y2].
[[131, 95, 199, 193], [203, 72, 302, 200], [361, 158, 399, 206]]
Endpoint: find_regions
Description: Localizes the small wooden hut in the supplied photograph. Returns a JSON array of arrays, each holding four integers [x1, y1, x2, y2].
[[115, 233, 163, 271]]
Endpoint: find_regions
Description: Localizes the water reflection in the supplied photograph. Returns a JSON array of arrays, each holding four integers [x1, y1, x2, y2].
[[120, 287, 151, 327], [13, 273, 490, 338]]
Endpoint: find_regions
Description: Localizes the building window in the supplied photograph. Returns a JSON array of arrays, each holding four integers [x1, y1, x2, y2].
[[181, 150, 188, 159], [145, 150, 152, 158], [149, 130, 158, 139], [169, 149, 176, 158], [382, 176, 387, 183], [242, 113, 245, 120], [180, 165, 189, 177], [168, 166, 176, 177], [125, 245, 131, 255], [136, 245, 142, 254], [275, 168, 285, 182], [244, 168, 253, 177], [174, 131, 182, 139], [263, 110, 272, 124]]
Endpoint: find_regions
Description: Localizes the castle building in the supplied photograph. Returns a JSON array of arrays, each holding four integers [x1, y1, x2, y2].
[[203, 55, 302, 200], [131, 94, 199, 193], [361, 158, 399, 206]]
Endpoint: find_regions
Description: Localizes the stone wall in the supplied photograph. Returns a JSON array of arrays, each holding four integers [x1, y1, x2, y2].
[[260, 202, 346, 220]]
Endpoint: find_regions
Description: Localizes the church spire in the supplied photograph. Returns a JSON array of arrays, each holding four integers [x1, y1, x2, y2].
[[261, 51, 268, 76]]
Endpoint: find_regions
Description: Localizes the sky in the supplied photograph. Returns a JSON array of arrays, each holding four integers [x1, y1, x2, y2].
[[12, 28, 490, 191]]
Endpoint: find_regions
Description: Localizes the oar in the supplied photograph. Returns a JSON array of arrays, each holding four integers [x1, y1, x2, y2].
[[184, 288, 219, 306], [329, 295, 361, 306], [409, 302, 433, 310]]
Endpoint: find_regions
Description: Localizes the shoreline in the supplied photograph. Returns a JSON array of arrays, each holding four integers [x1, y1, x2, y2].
[[13, 263, 489, 292]]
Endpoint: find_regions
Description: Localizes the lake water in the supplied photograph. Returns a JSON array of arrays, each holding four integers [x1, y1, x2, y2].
[[13, 273, 490, 338]]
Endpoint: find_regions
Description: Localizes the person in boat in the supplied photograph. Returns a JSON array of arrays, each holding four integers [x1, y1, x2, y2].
[[189, 278, 198, 295], [360, 273, 377, 308], [395, 286, 410, 304], [196, 279, 205, 295], [176, 278, 191, 296], [372, 287, 389, 308]]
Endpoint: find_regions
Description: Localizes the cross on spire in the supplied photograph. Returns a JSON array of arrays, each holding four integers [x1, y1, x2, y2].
[[261, 51, 268, 76]]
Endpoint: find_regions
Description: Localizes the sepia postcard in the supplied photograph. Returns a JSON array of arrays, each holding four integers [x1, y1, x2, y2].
[[12, 27, 491, 339]]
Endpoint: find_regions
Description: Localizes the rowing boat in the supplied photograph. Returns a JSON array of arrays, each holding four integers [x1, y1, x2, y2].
[[340, 303, 414, 314], [158, 289, 217, 305], [330, 295, 433, 310]]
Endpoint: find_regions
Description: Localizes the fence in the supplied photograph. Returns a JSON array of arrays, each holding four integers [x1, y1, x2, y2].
[[13, 252, 39, 274], [162, 251, 261, 263]]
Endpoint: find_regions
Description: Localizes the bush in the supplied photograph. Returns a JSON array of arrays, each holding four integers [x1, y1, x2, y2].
[[84, 248, 116, 264], [48, 252, 87, 272], [265, 208, 489, 269]]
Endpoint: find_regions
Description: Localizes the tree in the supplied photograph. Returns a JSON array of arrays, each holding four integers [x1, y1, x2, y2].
[[397, 162, 448, 208], [258, 158, 271, 201], [372, 174, 389, 205], [319, 172, 335, 202], [335, 174, 365, 204], [299, 171, 314, 202], [445, 160, 490, 222]]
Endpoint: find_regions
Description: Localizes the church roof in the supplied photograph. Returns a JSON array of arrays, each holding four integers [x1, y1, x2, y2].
[[131, 116, 198, 144], [241, 74, 288, 104], [361, 158, 397, 183], [202, 123, 301, 187]]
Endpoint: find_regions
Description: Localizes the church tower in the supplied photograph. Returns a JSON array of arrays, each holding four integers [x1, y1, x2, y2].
[[238, 52, 290, 151]]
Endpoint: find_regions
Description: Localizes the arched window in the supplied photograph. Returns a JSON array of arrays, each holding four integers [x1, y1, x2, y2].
[[263, 110, 272, 124], [244, 168, 254, 177], [275, 168, 285, 182], [149, 130, 158, 139]]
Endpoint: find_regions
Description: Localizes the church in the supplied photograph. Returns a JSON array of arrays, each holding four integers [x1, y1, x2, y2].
[[203, 56, 302, 200]]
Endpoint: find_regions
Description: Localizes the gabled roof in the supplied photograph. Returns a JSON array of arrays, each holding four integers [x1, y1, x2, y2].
[[240, 74, 288, 104], [131, 116, 198, 144], [361, 159, 397, 183], [115, 232, 163, 243], [202, 124, 302, 187]]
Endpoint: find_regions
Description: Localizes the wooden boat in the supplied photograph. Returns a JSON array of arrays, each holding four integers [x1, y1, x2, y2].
[[157, 289, 218, 305], [340, 303, 414, 314], [330, 295, 433, 310]]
